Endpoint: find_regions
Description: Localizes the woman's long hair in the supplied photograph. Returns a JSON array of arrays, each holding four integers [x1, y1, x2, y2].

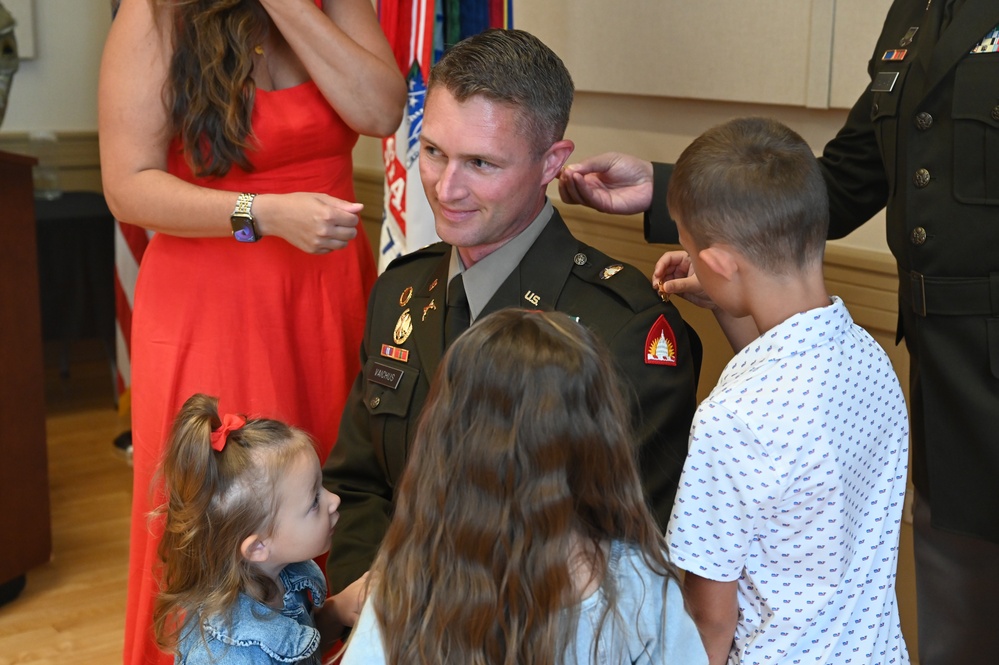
[[161, 0, 267, 177], [370, 309, 678, 665], [151, 393, 315, 654]]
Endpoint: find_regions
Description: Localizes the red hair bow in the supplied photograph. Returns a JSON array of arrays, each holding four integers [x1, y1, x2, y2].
[[210, 413, 246, 452]]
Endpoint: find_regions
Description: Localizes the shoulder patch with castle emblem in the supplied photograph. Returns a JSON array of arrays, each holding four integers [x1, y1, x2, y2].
[[645, 314, 678, 366]]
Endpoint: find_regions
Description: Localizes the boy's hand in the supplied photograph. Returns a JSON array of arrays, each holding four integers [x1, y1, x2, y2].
[[653, 250, 715, 310]]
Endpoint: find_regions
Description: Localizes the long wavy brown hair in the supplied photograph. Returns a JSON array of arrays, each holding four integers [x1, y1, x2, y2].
[[158, 0, 268, 177], [151, 393, 316, 654], [369, 309, 679, 665]]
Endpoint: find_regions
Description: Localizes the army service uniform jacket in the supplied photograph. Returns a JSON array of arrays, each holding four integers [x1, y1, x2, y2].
[[646, 0, 999, 542], [325, 210, 700, 593]]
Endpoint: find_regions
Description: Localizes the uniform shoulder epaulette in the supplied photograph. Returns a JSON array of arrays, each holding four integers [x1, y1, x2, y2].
[[382, 241, 449, 272], [571, 244, 661, 312]]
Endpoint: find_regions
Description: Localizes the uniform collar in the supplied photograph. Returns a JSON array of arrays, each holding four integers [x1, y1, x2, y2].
[[449, 199, 555, 323]]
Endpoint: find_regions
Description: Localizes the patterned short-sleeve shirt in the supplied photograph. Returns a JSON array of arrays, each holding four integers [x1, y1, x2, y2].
[[667, 297, 910, 665]]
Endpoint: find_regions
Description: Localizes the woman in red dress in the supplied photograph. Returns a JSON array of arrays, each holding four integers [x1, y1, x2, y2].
[[98, 2, 405, 663]]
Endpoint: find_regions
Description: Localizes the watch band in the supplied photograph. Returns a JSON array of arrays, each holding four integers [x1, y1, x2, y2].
[[233, 192, 256, 218]]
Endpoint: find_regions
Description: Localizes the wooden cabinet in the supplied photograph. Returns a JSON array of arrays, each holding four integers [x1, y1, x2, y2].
[[0, 150, 51, 597]]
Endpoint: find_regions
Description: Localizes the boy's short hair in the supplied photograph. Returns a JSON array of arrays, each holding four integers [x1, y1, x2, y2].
[[428, 28, 574, 154], [666, 117, 829, 273]]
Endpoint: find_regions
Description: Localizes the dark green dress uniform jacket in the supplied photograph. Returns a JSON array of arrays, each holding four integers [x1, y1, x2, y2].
[[646, 0, 999, 542], [325, 210, 701, 593]]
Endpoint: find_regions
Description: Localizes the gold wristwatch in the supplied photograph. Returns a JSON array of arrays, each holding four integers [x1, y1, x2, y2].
[[230, 193, 259, 242]]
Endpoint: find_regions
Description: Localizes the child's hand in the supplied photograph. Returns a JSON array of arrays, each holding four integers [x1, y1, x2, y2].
[[332, 572, 370, 628], [653, 250, 715, 310], [315, 600, 346, 655], [316, 573, 368, 654]]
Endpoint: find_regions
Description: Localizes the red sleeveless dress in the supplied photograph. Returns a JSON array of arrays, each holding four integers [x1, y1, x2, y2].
[[123, 80, 376, 665]]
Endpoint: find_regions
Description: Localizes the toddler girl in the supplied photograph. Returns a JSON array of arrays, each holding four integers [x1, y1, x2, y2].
[[152, 394, 340, 664]]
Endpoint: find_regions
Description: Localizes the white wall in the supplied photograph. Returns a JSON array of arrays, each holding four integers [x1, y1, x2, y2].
[[2, 0, 111, 133]]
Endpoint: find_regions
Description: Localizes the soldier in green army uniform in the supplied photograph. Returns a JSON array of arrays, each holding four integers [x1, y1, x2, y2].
[[321, 28, 700, 632]]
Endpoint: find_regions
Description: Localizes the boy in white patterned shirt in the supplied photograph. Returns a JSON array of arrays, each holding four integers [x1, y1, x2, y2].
[[661, 117, 910, 665]]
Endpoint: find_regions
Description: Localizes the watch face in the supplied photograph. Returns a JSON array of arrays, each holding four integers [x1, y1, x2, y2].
[[233, 224, 256, 242], [231, 217, 258, 242]]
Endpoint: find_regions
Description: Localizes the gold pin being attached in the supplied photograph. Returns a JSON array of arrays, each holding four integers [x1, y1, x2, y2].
[[399, 286, 414, 307], [393, 309, 413, 344], [654, 279, 671, 303], [422, 299, 437, 321]]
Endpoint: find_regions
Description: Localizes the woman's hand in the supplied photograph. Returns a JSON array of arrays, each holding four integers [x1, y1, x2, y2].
[[254, 193, 362, 255]]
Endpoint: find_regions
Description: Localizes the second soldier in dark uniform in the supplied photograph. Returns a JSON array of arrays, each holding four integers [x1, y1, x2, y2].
[[322, 28, 700, 627]]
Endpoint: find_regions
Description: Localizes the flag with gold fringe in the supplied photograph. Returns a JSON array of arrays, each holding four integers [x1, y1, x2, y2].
[[376, 0, 513, 272]]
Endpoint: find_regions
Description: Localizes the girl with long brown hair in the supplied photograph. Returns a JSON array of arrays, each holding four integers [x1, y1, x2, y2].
[[341, 309, 707, 664]]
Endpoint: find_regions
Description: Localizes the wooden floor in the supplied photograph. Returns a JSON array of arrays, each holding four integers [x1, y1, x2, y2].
[[0, 342, 131, 665]]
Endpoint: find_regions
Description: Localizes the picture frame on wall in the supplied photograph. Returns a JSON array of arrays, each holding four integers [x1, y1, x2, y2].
[[6, 0, 35, 60]]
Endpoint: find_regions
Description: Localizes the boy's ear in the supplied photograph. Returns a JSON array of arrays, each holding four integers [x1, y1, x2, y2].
[[240, 534, 270, 563], [698, 245, 740, 282]]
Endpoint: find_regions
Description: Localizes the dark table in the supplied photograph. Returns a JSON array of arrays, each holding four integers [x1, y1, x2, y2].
[[34, 191, 116, 384]]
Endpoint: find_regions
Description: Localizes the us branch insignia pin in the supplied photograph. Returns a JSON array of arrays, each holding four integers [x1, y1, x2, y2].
[[645, 314, 678, 366], [393, 309, 413, 344], [600, 264, 624, 280], [399, 286, 414, 307]]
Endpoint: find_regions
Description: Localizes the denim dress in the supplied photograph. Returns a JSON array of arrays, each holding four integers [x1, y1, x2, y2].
[[177, 560, 327, 664]]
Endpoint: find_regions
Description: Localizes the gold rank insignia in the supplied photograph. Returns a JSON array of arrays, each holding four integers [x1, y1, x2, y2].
[[399, 286, 414, 307], [600, 264, 624, 280], [393, 309, 413, 344], [428, 278, 439, 292]]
